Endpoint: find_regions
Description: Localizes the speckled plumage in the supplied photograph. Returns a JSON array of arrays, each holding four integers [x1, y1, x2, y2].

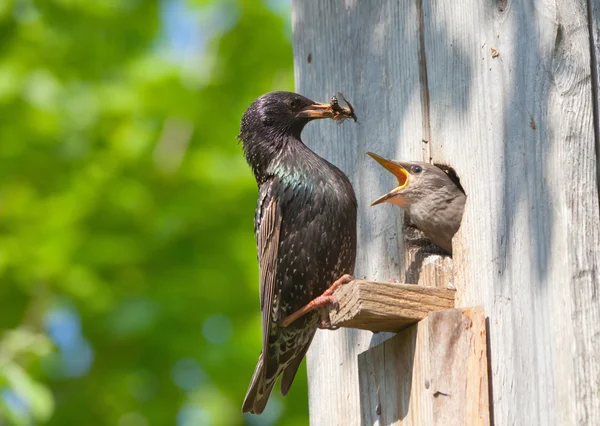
[[239, 92, 357, 414]]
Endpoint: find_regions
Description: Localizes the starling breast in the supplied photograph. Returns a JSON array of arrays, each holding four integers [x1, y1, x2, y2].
[[239, 91, 357, 414]]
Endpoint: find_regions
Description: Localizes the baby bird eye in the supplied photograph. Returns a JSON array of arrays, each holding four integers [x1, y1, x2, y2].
[[289, 99, 299, 110], [412, 165, 423, 174]]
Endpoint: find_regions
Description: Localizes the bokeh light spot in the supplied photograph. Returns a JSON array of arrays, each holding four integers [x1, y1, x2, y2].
[[1, 388, 29, 418], [201, 314, 232, 345], [44, 307, 81, 350], [177, 403, 211, 426], [244, 396, 283, 426], [171, 358, 205, 391]]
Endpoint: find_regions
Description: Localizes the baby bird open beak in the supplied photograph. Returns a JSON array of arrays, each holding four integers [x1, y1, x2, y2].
[[366, 152, 410, 206]]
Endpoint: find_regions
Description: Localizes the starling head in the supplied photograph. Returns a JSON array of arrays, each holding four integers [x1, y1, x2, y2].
[[239, 91, 340, 142], [367, 152, 455, 208], [239, 91, 346, 182], [367, 152, 466, 254]]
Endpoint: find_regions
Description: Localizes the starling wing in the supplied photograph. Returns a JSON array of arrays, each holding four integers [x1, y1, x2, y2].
[[242, 171, 357, 414], [243, 178, 317, 414]]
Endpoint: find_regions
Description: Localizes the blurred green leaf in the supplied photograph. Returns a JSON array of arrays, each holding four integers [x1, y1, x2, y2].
[[0, 328, 55, 423], [0, 0, 304, 425], [2, 363, 54, 421], [0, 328, 53, 363]]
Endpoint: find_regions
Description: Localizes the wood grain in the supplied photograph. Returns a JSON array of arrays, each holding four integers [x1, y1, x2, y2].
[[589, 0, 600, 194], [293, 2, 424, 424], [329, 280, 455, 332], [292, 0, 600, 425], [358, 307, 490, 426], [422, 1, 600, 424]]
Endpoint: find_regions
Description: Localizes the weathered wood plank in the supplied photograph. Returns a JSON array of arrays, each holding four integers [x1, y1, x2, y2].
[[358, 325, 421, 426], [329, 280, 455, 332], [292, 1, 424, 424], [402, 223, 454, 287], [422, 1, 600, 424], [293, 0, 600, 425], [589, 0, 600, 192], [358, 307, 490, 426]]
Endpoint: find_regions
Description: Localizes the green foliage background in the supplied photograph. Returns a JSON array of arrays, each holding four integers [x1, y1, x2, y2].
[[0, 0, 307, 424]]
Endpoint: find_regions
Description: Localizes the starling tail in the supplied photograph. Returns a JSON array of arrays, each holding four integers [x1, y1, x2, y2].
[[242, 336, 311, 414], [243, 353, 275, 415]]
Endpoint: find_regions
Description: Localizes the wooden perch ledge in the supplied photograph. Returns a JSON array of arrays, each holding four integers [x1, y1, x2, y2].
[[329, 280, 456, 333]]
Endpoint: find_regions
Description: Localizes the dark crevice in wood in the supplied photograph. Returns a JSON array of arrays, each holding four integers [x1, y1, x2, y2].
[[586, 0, 600, 214], [416, 0, 432, 163], [496, 0, 508, 13], [434, 163, 466, 194]]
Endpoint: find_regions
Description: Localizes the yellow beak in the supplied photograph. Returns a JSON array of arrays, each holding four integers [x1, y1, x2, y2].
[[367, 152, 410, 206]]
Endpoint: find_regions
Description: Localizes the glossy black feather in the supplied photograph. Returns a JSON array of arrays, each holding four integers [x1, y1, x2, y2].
[[239, 92, 357, 414]]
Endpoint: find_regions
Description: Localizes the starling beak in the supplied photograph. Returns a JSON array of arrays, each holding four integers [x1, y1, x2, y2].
[[239, 91, 357, 414], [367, 152, 466, 254], [296, 101, 339, 119]]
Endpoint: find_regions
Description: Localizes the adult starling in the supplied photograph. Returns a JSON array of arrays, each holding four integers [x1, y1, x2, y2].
[[367, 152, 466, 254], [239, 91, 357, 414]]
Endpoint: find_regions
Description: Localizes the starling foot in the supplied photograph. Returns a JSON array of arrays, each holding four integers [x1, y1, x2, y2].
[[281, 274, 354, 328]]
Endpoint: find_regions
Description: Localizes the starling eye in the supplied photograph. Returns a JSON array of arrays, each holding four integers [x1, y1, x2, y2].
[[412, 165, 423, 174], [289, 99, 298, 110]]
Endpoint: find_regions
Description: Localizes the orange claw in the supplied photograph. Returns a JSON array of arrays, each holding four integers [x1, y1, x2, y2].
[[281, 274, 354, 327]]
